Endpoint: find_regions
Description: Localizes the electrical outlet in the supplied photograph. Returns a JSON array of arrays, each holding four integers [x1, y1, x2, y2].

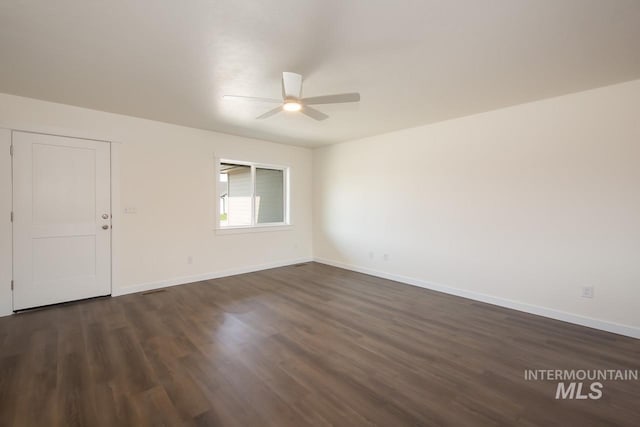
[[187, 256, 193, 265], [369, 251, 374, 260], [581, 286, 594, 298], [383, 253, 389, 261]]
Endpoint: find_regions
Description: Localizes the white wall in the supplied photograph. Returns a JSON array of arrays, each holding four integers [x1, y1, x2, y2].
[[313, 79, 640, 337], [0, 93, 313, 315]]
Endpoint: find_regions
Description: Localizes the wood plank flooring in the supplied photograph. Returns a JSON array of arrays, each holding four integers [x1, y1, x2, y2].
[[0, 262, 638, 426]]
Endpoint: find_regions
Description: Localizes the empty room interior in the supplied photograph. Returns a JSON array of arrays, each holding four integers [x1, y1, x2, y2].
[[1, 1, 640, 426]]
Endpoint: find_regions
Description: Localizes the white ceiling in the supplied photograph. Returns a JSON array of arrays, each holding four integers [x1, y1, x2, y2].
[[1, 1, 639, 147]]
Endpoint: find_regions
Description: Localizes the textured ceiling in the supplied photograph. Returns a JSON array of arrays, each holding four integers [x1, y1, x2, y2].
[[1, 0, 639, 147]]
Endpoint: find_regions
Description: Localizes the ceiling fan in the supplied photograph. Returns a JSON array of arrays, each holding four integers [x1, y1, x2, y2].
[[223, 72, 360, 121]]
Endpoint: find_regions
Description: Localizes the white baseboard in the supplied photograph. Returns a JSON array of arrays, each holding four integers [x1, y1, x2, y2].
[[313, 257, 640, 340], [6, 255, 638, 341], [112, 257, 313, 297]]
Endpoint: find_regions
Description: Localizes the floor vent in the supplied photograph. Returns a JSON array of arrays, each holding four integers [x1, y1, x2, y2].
[[141, 289, 168, 295], [293, 263, 308, 267]]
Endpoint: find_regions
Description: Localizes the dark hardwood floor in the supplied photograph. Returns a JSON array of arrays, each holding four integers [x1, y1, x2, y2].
[[0, 262, 638, 426]]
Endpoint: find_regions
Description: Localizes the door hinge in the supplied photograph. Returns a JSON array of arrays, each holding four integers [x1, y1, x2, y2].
[[9, 145, 13, 156], [10, 280, 13, 290], [10, 211, 13, 222]]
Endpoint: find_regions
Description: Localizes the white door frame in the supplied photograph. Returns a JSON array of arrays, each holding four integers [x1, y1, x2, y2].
[[8, 128, 121, 311]]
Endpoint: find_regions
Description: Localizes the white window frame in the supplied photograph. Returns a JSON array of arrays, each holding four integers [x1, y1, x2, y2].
[[215, 158, 291, 233]]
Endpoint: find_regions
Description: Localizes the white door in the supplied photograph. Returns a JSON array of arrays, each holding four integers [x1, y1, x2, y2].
[[12, 131, 111, 310]]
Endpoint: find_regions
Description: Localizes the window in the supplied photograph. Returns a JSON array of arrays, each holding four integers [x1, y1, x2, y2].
[[218, 160, 289, 228]]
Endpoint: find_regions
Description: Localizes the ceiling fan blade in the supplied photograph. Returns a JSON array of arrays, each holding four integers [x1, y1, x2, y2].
[[301, 106, 329, 121], [256, 106, 282, 119], [223, 95, 282, 103], [302, 93, 360, 105], [282, 72, 302, 99]]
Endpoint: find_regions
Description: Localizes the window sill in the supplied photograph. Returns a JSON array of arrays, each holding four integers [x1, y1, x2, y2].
[[215, 224, 293, 235]]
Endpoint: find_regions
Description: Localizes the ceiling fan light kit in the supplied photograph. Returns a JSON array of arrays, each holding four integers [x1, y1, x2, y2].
[[223, 72, 360, 121], [283, 101, 302, 112]]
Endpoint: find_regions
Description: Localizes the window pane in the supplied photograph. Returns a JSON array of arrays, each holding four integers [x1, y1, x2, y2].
[[220, 163, 251, 226], [255, 168, 284, 223]]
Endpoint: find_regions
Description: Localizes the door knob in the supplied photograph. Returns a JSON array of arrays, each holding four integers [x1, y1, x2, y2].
[[102, 225, 109, 230], [102, 213, 109, 219]]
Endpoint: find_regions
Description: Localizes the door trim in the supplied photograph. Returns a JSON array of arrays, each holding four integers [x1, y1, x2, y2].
[[6, 126, 123, 145]]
